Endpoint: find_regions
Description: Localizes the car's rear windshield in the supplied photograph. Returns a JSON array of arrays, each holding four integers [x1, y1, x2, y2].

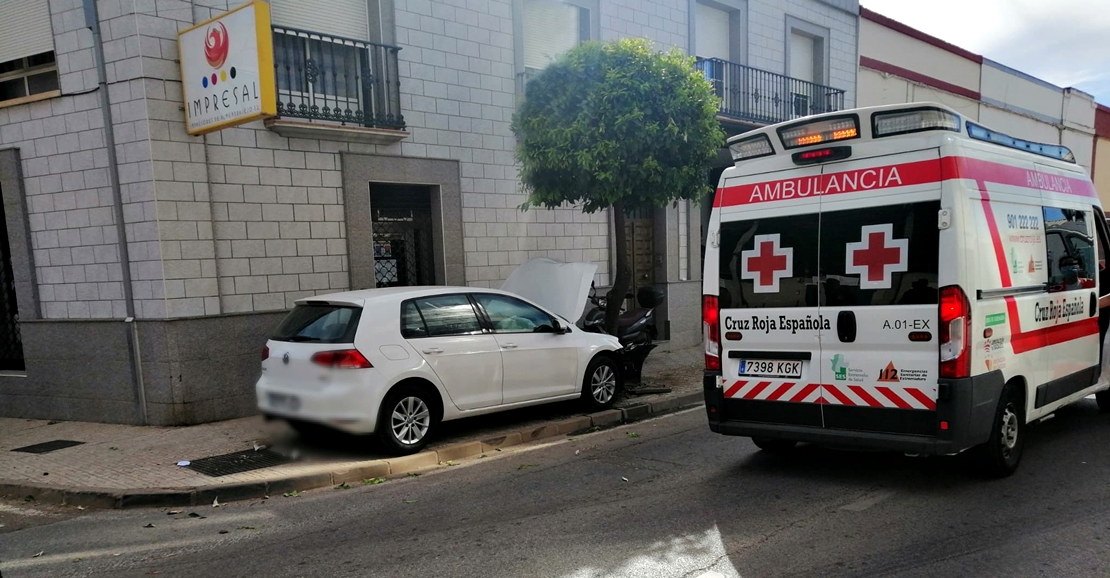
[[271, 303, 362, 343], [717, 201, 940, 309]]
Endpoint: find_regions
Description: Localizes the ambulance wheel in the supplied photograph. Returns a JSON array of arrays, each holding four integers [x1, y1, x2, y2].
[[1097, 390, 1110, 413], [752, 438, 797, 453], [973, 385, 1025, 478]]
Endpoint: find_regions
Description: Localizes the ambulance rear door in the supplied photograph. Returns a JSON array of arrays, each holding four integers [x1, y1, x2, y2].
[[816, 148, 943, 436], [716, 164, 826, 428]]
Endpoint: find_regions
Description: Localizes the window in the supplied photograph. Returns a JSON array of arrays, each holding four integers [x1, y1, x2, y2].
[[1043, 207, 1095, 292], [718, 213, 820, 309], [272, 304, 362, 343], [695, 3, 731, 61], [522, 0, 589, 72], [473, 294, 557, 333], [404, 295, 483, 338], [819, 202, 941, 306], [0, 51, 59, 104]]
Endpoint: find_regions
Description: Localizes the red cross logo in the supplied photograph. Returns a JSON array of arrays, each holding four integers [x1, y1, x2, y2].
[[741, 234, 793, 293], [845, 224, 908, 289]]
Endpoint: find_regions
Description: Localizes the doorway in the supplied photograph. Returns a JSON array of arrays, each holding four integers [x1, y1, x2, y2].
[[0, 182, 24, 371], [369, 184, 435, 288]]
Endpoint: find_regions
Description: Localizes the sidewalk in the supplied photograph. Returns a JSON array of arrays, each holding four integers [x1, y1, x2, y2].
[[0, 346, 704, 509]]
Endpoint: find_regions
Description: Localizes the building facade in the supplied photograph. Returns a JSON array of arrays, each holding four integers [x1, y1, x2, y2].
[[1093, 105, 1110, 208], [0, 0, 858, 425], [857, 8, 1098, 173]]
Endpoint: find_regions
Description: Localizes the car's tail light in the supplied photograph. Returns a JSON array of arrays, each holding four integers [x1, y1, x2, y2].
[[939, 285, 970, 379], [704, 295, 720, 372], [311, 349, 373, 369], [261, 346, 269, 361]]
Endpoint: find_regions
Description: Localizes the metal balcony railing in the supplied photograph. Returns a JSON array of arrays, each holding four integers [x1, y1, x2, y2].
[[695, 57, 846, 126], [272, 26, 405, 130]]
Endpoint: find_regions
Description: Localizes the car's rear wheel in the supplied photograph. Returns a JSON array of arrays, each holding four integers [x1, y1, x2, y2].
[[378, 384, 437, 455], [1097, 389, 1110, 412], [972, 384, 1025, 478], [582, 356, 620, 411], [752, 438, 797, 453]]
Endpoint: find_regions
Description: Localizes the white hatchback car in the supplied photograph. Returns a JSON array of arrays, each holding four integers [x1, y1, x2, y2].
[[257, 268, 623, 455]]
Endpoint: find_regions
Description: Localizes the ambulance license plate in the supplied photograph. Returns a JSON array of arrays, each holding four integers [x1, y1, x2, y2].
[[738, 359, 802, 379]]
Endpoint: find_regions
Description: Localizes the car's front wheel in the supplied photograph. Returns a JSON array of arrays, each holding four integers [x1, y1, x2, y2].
[[378, 384, 437, 455], [582, 356, 620, 411]]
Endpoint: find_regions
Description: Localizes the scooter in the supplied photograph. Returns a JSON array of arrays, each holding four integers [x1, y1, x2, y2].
[[581, 284, 665, 386]]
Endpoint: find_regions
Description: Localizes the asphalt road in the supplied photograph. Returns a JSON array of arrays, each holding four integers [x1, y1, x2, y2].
[[2, 400, 1109, 578]]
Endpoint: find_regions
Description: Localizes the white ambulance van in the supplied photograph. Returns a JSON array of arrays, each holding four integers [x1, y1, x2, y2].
[[701, 103, 1110, 476]]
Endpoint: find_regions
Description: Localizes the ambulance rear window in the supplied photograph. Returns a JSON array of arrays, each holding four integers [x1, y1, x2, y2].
[[717, 201, 940, 309]]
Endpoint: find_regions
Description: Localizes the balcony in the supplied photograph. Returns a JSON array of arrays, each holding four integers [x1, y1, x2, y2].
[[267, 26, 407, 144], [695, 57, 846, 126]]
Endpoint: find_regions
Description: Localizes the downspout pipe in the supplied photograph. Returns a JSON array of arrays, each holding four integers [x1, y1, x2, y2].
[[83, 0, 147, 424]]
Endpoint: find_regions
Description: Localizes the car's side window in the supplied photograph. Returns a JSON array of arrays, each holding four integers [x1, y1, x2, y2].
[[1043, 207, 1095, 292], [407, 295, 483, 337], [473, 294, 556, 334], [400, 301, 428, 338]]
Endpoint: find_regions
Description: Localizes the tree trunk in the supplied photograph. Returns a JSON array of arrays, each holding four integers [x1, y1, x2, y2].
[[606, 200, 631, 336]]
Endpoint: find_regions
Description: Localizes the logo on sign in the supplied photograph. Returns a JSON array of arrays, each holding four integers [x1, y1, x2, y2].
[[831, 354, 848, 381], [877, 361, 900, 382], [845, 224, 909, 290], [741, 234, 793, 294]]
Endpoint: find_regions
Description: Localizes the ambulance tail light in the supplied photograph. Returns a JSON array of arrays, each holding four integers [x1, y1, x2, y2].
[[704, 295, 721, 372], [939, 285, 971, 379], [872, 107, 961, 138]]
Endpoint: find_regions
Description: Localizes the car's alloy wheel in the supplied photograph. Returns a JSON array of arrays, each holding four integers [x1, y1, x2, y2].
[[391, 396, 431, 446], [582, 356, 620, 411], [591, 364, 617, 405]]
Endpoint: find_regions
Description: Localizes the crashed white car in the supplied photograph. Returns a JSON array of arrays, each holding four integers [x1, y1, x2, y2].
[[256, 259, 622, 454]]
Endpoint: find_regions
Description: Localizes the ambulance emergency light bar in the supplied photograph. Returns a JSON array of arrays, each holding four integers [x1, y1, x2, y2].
[[728, 134, 775, 161], [872, 106, 961, 137], [966, 122, 1076, 163], [777, 115, 860, 149]]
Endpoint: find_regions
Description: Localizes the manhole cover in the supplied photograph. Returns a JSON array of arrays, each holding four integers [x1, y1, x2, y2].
[[11, 440, 85, 454], [185, 448, 292, 477]]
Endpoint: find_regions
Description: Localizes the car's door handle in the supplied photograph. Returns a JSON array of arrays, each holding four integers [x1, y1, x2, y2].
[[502, 343, 518, 349], [422, 347, 443, 354]]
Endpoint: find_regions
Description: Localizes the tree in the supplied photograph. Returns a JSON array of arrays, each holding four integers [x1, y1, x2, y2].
[[512, 38, 724, 334]]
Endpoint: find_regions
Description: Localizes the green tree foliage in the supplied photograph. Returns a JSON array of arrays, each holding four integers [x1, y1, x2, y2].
[[512, 38, 723, 333]]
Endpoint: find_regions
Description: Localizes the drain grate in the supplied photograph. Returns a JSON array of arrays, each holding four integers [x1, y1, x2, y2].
[[11, 440, 85, 454], [185, 448, 292, 477]]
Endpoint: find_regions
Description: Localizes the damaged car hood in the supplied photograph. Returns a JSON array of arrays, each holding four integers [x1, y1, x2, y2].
[[500, 258, 598, 322]]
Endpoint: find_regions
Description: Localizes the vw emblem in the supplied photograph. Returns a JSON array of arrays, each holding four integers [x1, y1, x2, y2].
[[282, 352, 290, 364]]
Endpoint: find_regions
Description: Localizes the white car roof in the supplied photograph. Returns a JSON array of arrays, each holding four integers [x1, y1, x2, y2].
[[294, 286, 522, 308]]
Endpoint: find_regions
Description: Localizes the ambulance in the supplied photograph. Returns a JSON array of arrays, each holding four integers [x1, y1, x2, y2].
[[701, 103, 1110, 476]]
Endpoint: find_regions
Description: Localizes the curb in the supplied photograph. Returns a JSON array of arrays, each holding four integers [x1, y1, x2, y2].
[[0, 390, 704, 510]]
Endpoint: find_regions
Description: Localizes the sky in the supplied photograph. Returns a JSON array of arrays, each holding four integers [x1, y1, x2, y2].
[[861, 0, 1110, 105]]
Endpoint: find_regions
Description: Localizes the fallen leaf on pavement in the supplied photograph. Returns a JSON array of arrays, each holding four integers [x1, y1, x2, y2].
[[363, 477, 386, 485], [621, 477, 629, 482], [144, 523, 155, 528], [76, 506, 86, 511], [212, 497, 220, 508], [167, 510, 182, 515], [575, 450, 580, 455], [406, 472, 421, 478], [626, 432, 640, 439], [33, 551, 44, 558], [335, 483, 351, 490], [479, 454, 487, 458], [283, 491, 300, 498], [404, 499, 417, 504], [238, 526, 255, 530], [445, 460, 458, 466], [218, 530, 229, 534], [187, 512, 204, 518], [517, 463, 537, 470]]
